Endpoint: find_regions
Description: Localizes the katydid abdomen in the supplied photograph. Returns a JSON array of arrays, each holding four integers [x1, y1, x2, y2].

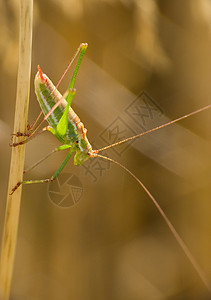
[[34, 66, 93, 164], [35, 67, 79, 144]]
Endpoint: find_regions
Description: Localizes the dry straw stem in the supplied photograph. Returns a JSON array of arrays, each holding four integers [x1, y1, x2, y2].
[[0, 0, 33, 299]]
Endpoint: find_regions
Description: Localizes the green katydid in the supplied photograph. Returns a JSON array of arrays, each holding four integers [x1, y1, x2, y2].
[[10, 43, 211, 293], [11, 43, 94, 191]]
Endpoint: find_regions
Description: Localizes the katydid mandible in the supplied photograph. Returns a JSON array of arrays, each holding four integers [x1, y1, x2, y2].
[[10, 43, 211, 293]]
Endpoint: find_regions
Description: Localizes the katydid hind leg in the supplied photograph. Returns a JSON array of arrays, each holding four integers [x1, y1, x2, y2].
[[55, 43, 88, 93], [38, 43, 88, 126], [56, 89, 76, 138]]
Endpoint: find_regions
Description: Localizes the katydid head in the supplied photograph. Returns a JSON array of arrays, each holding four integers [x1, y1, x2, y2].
[[73, 135, 93, 166], [74, 149, 90, 166]]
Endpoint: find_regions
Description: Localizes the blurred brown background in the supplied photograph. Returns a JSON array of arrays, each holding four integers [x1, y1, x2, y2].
[[0, 0, 211, 299]]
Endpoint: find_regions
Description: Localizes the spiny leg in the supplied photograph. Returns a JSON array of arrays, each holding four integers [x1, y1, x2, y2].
[[42, 43, 88, 126], [10, 126, 55, 147], [27, 110, 43, 131], [10, 111, 43, 139], [23, 144, 72, 174], [57, 43, 88, 93], [31, 43, 88, 135], [10, 87, 76, 147], [10, 147, 75, 194], [42, 43, 88, 135], [56, 89, 76, 137], [10, 85, 78, 148]]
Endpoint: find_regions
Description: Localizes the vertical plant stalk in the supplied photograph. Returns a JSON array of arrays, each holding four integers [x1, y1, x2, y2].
[[0, 0, 33, 299]]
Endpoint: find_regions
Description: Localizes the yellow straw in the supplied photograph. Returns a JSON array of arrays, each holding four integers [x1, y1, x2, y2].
[[0, 0, 33, 299]]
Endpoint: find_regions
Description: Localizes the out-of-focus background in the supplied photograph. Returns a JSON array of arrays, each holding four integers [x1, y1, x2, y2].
[[0, 0, 211, 299]]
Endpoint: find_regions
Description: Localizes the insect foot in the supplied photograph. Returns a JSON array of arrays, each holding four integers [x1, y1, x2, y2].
[[11, 132, 27, 137], [11, 129, 33, 137], [10, 130, 33, 147], [9, 140, 25, 147], [10, 181, 22, 195]]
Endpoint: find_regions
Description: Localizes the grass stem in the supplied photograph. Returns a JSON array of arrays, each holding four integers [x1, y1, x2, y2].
[[0, 1, 33, 299]]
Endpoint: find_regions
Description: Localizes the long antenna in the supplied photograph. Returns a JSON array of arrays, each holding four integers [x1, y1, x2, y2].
[[96, 104, 211, 153], [94, 153, 211, 293]]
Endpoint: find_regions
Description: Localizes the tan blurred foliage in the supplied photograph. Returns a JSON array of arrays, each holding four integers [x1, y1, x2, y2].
[[0, 0, 211, 299]]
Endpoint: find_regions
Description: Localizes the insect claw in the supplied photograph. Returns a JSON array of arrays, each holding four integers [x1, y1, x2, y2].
[[27, 121, 31, 131], [10, 132, 20, 137], [16, 132, 23, 137], [10, 131, 31, 138], [9, 142, 18, 147], [10, 141, 24, 147], [10, 181, 22, 195]]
